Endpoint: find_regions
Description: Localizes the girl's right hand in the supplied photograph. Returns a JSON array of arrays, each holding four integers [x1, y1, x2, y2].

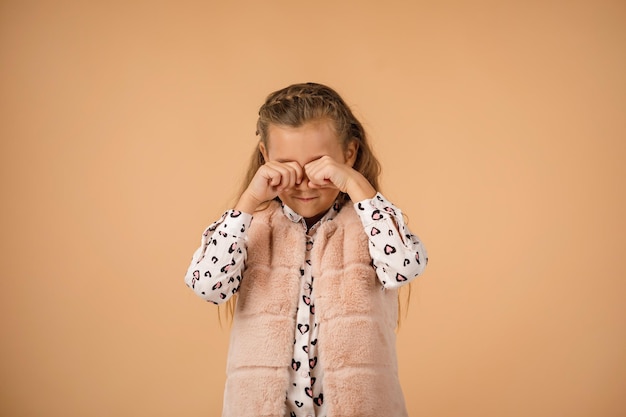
[[235, 161, 303, 214]]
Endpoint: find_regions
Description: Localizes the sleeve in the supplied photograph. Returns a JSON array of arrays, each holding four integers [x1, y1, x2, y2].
[[354, 193, 429, 290], [183, 209, 252, 304]]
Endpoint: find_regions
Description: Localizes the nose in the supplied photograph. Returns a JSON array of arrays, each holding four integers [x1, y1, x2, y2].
[[295, 171, 310, 190]]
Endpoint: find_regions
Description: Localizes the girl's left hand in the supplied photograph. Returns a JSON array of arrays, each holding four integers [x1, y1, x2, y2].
[[304, 156, 353, 192], [304, 156, 376, 201]]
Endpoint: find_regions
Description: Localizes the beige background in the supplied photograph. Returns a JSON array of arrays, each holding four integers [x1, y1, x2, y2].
[[1, 1, 625, 416]]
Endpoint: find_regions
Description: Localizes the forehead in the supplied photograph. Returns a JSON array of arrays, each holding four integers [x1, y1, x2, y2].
[[266, 119, 343, 161]]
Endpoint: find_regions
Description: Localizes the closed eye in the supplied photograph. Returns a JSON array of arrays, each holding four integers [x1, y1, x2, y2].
[[275, 155, 326, 164]]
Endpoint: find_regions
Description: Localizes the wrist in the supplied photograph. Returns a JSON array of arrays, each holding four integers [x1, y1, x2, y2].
[[344, 171, 376, 202], [235, 192, 262, 214]]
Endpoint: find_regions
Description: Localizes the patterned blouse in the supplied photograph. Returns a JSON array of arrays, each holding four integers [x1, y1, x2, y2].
[[184, 193, 428, 417]]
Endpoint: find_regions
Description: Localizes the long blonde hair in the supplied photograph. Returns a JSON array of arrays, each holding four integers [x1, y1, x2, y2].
[[220, 82, 411, 324]]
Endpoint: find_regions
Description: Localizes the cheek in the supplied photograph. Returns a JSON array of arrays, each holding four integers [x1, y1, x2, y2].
[[320, 188, 341, 201]]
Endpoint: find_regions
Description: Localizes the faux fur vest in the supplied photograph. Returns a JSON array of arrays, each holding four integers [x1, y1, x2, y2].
[[222, 201, 408, 417]]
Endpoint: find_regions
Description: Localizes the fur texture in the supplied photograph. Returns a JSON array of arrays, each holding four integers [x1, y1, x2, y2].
[[222, 201, 408, 417]]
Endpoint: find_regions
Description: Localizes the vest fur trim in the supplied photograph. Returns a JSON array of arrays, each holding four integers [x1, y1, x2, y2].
[[222, 201, 408, 417]]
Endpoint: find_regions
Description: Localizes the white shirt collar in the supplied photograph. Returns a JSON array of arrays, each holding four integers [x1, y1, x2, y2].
[[280, 199, 343, 231]]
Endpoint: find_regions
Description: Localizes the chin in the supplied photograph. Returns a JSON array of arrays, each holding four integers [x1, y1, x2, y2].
[[285, 201, 327, 219], [281, 192, 339, 219]]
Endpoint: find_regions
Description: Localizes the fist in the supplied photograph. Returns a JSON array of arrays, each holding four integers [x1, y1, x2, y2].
[[304, 156, 355, 193], [242, 161, 304, 208]]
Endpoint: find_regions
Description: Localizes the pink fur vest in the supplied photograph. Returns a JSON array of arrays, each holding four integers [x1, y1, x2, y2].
[[222, 201, 408, 417]]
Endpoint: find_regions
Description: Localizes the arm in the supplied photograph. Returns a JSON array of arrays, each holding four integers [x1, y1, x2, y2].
[[303, 157, 427, 287], [183, 210, 252, 304], [355, 193, 428, 289], [185, 159, 304, 302]]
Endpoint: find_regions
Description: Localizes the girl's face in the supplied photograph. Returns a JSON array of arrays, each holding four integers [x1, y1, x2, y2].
[[260, 119, 355, 226]]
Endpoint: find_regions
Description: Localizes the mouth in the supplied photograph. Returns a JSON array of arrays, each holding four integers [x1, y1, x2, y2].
[[294, 196, 317, 202]]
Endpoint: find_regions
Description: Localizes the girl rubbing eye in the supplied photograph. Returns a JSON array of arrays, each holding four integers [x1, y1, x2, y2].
[[184, 82, 428, 417]]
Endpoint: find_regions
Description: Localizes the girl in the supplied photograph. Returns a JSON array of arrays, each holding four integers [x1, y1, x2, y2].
[[184, 82, 428, 417]]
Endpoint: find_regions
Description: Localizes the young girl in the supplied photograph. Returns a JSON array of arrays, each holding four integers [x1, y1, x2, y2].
[[184, 82, 428, 417]]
